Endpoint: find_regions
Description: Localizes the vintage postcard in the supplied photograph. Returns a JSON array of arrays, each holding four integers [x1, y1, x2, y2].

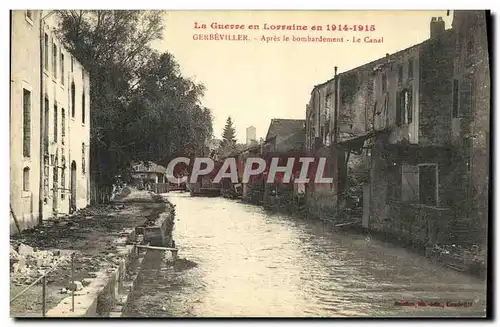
[[9, 9, 490, 318]]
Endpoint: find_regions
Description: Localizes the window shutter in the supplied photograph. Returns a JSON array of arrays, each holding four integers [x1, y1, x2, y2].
[[396, 91, 401, 126], [408, 89, 413, 124], [23, 89, 31, 157], [402, 163, 419, 202]]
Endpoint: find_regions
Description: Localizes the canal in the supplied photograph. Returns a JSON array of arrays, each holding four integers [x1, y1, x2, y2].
[[124, 193, 487, 317]]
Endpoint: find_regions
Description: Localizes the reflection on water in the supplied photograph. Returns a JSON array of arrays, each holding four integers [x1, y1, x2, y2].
[[125, 193, 487, 317]]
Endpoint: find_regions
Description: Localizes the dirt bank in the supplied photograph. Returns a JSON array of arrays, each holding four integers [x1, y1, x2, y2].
[[10, 188, 167, 317]]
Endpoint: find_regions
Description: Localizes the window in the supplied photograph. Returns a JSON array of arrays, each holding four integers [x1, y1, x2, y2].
[[419, 164, 438, 206], [408, 59, 414, 80], [82, 92, 86, 124], [61, 108, 65, 145], [459, 74, 473, 117], [44, 34, 49, 70], [61, 156, 66, 199], [82, 143, 86, 174], [325, 93, 333, 119], [44, 97, 49, 152], [398, 65, 403, 85], [23, 88, 31, 157], [382, 74, 387, 93], [52, 43, 57, 77], [61, 168, 65, 199], [60, 53, 65, 85], [71, 56, 74, 72], [396, 88, 412, 126], [23, 167, 30, 192], [53, 103, 58, 142], [71, 82, 75, 118], [452, 79, 459, 118]]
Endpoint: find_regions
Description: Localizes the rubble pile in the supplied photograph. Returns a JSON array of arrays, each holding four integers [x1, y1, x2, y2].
[[10, 243, 72, 286]]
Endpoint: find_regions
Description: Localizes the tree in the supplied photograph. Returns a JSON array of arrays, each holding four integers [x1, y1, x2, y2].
[[55, 10, 213, 186], [217, 116, 237, 157], [221, 116, 236, 146]]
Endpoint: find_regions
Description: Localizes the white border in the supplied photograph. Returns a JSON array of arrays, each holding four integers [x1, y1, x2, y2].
[[3, 2, 497, 326]]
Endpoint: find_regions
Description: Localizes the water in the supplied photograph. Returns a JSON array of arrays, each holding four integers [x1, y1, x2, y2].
[[125, 193, 487, 317]]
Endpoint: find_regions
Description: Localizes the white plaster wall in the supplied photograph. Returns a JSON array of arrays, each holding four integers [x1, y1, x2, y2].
[[10, 10, 42, 232]]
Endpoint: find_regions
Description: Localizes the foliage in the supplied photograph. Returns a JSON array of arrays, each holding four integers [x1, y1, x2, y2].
[[55, 10, 213, 186]]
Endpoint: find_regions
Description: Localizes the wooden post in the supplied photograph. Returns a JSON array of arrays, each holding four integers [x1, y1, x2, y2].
[[42, 275, 46, 317], [71, 253, 75, 312]]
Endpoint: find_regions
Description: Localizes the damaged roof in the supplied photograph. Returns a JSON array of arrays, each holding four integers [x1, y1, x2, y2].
[[311, 28, 455, 93], [265, 118, 306, 142], [132, 161, 167, 173]]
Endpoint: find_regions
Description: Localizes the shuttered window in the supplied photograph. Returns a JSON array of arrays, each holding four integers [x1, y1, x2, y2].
[[71, 82, 76, 118], [61, 108, 65, 145], [52, 43, 57, 78], [82, 92, 86, 124], [44, 34, 49, 70], [53, 103, 58, 142], [44, 97, 49, 152], [403, 88, 412, 124], [23, 89, 31, 157], [396, 89, 412, 126], [60, 53, 65, 85]]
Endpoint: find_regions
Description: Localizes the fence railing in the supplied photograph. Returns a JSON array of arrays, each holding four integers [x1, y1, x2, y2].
[[10, 252, 77, 317]]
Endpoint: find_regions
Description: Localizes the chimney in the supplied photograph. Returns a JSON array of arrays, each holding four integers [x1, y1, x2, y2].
[[430, 16, 445, 38], [334, 66, 338, 77]]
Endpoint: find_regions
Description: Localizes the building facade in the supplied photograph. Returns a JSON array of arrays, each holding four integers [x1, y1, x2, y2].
[[450, 10, 490, 247], [304, 12, 490, 249], [131, 161, 167, 185], [367, 20, 457, 245], [10, 10, 90, 234]]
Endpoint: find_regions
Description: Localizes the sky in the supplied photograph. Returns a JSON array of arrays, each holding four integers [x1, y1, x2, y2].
[[152, 10, 452, 144]]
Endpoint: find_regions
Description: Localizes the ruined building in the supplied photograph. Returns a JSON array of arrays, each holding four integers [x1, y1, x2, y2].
[[304, 11, 490, 248]]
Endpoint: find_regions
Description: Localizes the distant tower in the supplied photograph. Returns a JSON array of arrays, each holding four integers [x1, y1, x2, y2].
[[246, 126, 257, 145]]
